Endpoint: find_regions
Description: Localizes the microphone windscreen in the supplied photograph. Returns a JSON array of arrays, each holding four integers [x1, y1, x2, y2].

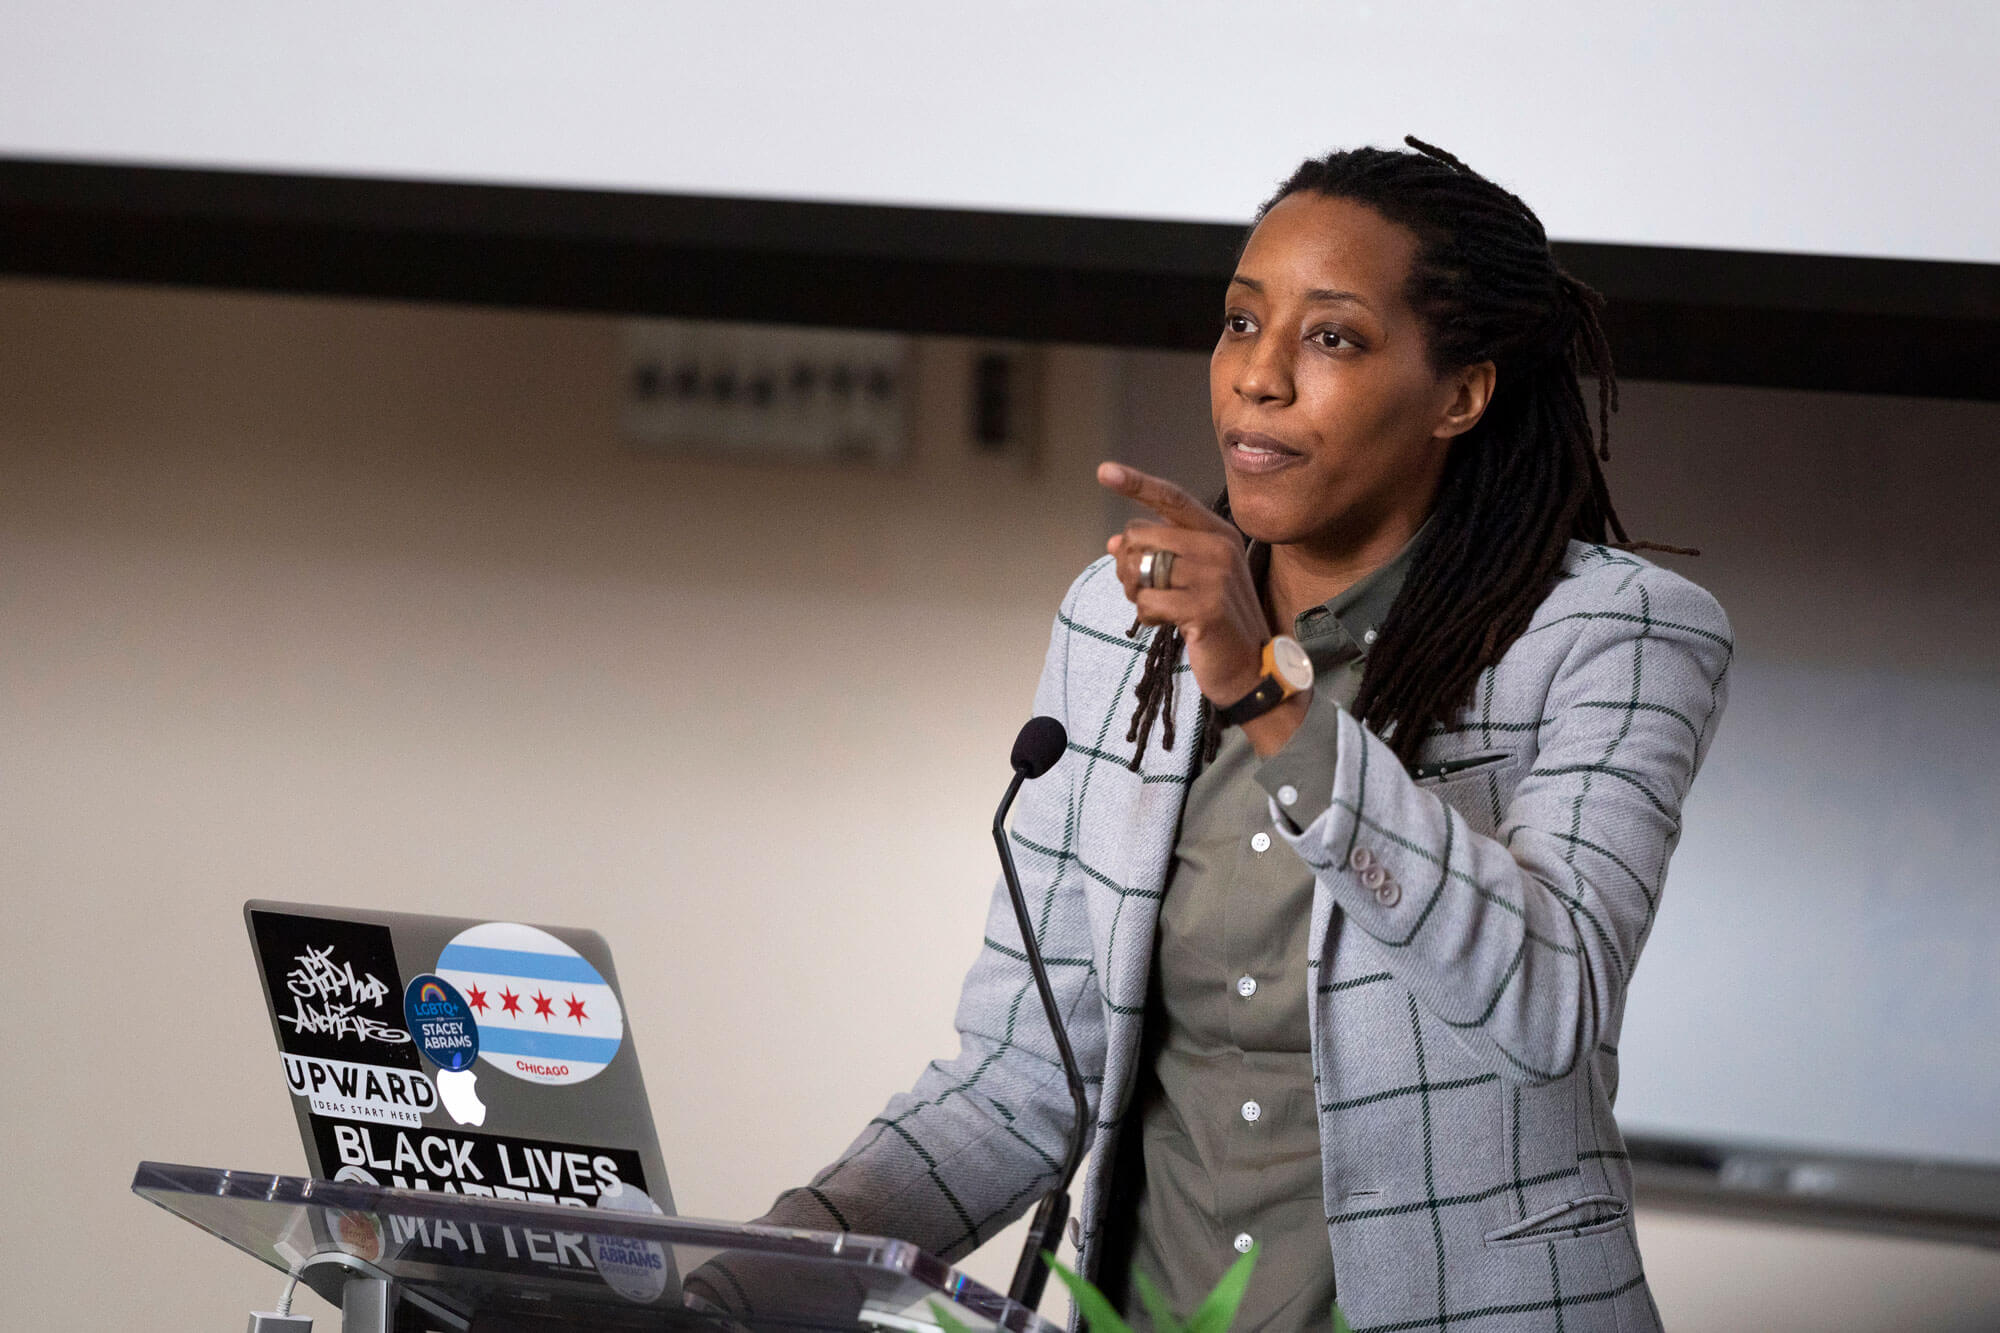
[[1011, 716, 1069, 779]]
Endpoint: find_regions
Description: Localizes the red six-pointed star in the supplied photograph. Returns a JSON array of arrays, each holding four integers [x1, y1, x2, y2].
[[466, 985, 489, 1014], [532, 991, 555, 1021], [565, 994, 588, 1025], [499, 988, 522, 1017]]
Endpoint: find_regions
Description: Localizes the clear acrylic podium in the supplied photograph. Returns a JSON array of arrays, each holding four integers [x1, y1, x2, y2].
[[134, 1161, 1063, 1332]]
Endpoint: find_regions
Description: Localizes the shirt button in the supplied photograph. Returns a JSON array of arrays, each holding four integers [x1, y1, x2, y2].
[[1276, 784, 1299, 807], [1363, 628, 1379, 645], [1241, 1100, 1262, 1123], [1236, 975, 1257, 998], [1233, 1232, 1254, 1254], [1250, 831, 1272, 853]]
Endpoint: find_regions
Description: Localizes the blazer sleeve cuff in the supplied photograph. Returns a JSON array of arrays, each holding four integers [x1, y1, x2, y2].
[[1265, 704, 1425, 926]]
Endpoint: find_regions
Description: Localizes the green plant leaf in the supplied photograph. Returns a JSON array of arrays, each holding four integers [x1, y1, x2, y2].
[[1330, 1298, 1354, 1333], [928, 1299, 978, 1333], [1182, 1243, 1257, 1333], [1130, 1269, 1183, 1333], [1046, 1254, 1136, 1333]]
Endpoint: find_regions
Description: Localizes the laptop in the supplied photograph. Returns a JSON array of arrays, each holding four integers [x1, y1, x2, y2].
[[234, 902, 1046, 1328], [245, 900, 675, 1218]]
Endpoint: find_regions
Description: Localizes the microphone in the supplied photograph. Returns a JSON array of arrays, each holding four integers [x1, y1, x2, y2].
[[994, 716, 1090, 1311], [1010, 715, 1068, 780]]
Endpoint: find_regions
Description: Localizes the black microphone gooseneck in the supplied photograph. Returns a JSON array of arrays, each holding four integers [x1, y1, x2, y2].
[[995, 716, 1091, 1311]]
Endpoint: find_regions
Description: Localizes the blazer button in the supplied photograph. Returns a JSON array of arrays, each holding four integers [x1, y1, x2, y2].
[[1360, 865, 1387, 891], [1348, 846, 1376, 873], [1375, 879, 1402, 908]]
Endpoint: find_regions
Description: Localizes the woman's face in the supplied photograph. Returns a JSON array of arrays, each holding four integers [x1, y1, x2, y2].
[[1210, 191, 1490, 550]]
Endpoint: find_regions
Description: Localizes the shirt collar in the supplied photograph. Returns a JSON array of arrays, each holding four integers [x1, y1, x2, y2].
[[1250, 514, 1432, 673]]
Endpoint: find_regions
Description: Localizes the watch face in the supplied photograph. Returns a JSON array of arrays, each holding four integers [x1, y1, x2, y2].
[[1271, 635, 1314, 691]]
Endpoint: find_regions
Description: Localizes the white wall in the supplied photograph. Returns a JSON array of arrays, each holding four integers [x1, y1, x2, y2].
[[3, 279, 1997, 1331], [4, 1, 1998, 263]]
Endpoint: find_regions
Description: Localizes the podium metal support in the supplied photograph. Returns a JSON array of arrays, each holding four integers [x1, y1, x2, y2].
[[260, 1250, 430, 1333], [340, 1275, 394, 1333]]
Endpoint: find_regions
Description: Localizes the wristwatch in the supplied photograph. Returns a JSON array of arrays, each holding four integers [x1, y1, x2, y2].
[[1213, 635, 1314, 727]]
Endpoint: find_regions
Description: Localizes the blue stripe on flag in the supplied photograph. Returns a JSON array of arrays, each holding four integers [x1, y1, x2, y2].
[[477, 1027, 622, 1064], [438, 946, 604, 985]]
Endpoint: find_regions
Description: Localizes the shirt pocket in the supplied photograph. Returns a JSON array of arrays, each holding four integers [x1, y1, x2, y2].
[[1482, 1193, 1632, 1248], [1411, 750, 1516, 787]]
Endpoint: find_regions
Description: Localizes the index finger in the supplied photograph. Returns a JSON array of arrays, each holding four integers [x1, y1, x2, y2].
[[1096, 462, 1231, 534]]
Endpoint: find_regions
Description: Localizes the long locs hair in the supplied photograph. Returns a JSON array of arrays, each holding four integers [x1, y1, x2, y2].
[[1125, 136, 1691, 774]]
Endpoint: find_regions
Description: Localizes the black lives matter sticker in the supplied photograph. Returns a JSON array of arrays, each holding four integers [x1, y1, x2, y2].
[[312, 1120, 662, 1289], [313, 1118, 649, 1207]]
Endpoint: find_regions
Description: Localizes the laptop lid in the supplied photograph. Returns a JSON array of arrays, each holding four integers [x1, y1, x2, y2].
[[245, 900, 675, 1218]]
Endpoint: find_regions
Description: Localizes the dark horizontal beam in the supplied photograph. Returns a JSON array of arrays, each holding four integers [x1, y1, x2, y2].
[[4, 156, 1995, 400], [1627, 1134, 2000, 1249]]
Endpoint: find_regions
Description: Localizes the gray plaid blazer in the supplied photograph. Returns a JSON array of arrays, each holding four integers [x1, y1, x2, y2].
[[765, 540, 1732, 1332]]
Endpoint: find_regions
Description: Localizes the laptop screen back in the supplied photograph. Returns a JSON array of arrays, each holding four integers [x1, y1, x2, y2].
[[245, 900, 675, 1217]]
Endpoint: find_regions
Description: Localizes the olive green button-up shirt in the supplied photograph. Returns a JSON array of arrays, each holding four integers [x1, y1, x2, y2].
[[1110, 529, 1421, 1329]]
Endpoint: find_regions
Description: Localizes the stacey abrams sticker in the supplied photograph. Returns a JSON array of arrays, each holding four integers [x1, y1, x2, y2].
[[404, 974, 480, 1071]]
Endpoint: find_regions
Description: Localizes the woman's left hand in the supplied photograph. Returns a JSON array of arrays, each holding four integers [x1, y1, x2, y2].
[[1098, 461, 1272, 708]]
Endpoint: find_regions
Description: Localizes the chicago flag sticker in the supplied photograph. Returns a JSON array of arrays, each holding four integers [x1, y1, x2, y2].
[[435, 923, 624, 1086]]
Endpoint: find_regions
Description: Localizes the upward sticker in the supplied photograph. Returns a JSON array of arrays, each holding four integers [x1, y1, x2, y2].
[[284, 1054, 439, 1127]]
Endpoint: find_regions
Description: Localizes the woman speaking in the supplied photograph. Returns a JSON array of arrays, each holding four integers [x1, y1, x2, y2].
[[760, 138, 1732, 1332]]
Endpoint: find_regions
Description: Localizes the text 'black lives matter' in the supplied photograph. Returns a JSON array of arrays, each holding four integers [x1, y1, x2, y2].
[[312, 1118, 649, 1209]]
